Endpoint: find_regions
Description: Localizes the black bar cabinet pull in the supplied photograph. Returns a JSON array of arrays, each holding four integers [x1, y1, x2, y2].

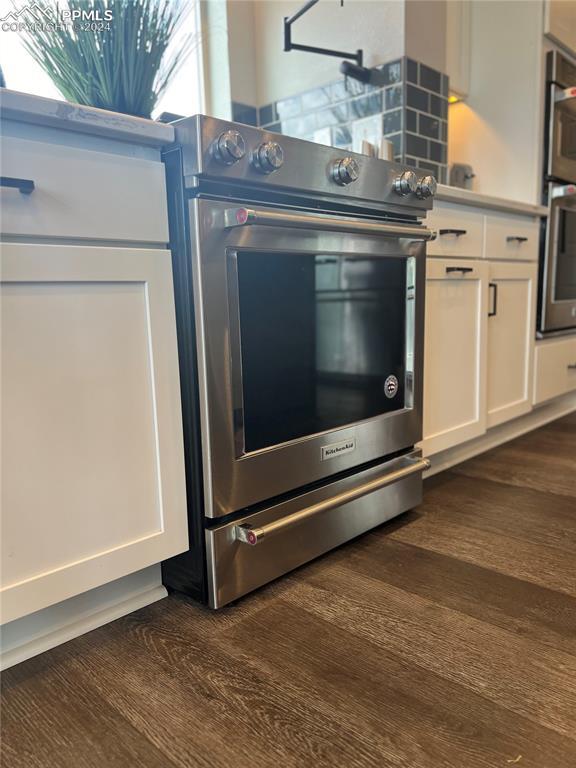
[[568, 363, 576, 370], [446, 266, 473, 274], [489, 282, 498, 317], [439, 228, 467, 236], [506, 235, 528, 243], [0, 176, 35, 194]]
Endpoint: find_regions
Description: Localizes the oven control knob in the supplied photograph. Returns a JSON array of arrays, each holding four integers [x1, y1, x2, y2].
[[393, 170, 418, 196], [332, 157, 359, 185], [252, 141, 284, 173], [213, 130, 246, 165], [416, 174, 437, 199]]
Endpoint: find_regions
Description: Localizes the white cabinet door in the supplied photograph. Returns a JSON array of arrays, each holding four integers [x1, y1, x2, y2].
[[1, 243, 188, 624], [422, 258, 489, 456], [487, 261, 537, 428]]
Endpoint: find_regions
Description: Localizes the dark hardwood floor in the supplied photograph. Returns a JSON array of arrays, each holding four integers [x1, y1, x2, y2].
[[2, 413, 576, 768]]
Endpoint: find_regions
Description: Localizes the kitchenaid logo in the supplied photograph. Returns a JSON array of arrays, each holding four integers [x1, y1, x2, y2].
[[321, 438, 356, 461], [1, 3, 113, 31]]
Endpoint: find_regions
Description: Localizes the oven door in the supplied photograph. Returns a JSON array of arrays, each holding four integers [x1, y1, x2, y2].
[[190, 198, 428, 517], [541, 186, 576, 334], [549, 85, 576, 183]]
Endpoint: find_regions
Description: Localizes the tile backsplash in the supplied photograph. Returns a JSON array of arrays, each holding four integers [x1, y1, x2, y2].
[[232, 57, 448, 184]]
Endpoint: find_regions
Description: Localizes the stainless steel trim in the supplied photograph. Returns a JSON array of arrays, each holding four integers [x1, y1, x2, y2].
[[173, 115, 433, 216], [234, 456, 430, 545], [223, 207, 432, 240]]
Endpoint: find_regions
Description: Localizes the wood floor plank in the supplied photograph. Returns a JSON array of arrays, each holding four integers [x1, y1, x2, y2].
[[61, 601, 396, 768], [389, 508, 576, 596], [1, 653, 172, 768], [284, 563, 576, 739], [332, 535, 576, 654], [451, 420, 576, 498], [211, 599, 576, 768], [419, 472, 576, 554]]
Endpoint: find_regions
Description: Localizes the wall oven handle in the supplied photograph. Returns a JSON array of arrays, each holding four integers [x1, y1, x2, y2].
[[224, 207, 433, 240], [234, 456, 431, 546]]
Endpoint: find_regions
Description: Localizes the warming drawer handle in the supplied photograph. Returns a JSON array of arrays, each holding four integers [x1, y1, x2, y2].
[[0, 176, 35, 194], [234, 456, 431, 546], [224, 207, 433, 240]]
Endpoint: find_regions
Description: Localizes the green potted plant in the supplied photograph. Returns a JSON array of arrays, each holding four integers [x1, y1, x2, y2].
[[19, 0, 190, 119]]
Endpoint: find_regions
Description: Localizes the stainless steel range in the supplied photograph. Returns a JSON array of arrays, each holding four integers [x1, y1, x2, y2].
[[162, 115, 436, 608]]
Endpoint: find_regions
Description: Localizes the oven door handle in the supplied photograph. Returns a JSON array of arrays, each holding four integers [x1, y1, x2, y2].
[[234, 456, 431, 545], [224, 207, 433, 240]]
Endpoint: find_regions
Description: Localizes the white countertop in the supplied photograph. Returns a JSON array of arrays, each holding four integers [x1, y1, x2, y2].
[[436, 184, 548, 217], [0, 89, 175, 147]]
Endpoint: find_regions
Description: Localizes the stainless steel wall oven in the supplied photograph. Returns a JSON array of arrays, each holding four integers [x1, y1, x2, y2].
[[540, 51, 576, 335], [162, 116, 435, 607]]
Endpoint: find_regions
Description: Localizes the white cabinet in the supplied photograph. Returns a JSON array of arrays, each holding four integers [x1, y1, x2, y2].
[[0, 243, 188, 624], [487, 262, 538, 428], [427, 203, 484, 259], [484, 212, 539, 262], [534, 336, 576, 404], [422, 258, 489, 455], [1, 135, 169, 243]]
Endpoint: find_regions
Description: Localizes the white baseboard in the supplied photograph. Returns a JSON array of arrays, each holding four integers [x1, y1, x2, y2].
[[0, 565, 166, 670], [424, 392, 576, 477]]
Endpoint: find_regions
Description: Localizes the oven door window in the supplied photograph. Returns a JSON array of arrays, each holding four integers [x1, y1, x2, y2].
[[555, 208, 576, 301], [233, 251, 411, 454]]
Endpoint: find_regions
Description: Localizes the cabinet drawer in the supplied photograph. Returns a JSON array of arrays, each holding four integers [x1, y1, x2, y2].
[[485, 212, 539, 261], [1, 136, 169, 243], [534, 337, 576, 404], [427, 203, 484, 259]]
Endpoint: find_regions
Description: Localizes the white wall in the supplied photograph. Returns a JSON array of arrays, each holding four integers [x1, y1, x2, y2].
[[249, 0, 405, 105], [448, 0, 544, 204]]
